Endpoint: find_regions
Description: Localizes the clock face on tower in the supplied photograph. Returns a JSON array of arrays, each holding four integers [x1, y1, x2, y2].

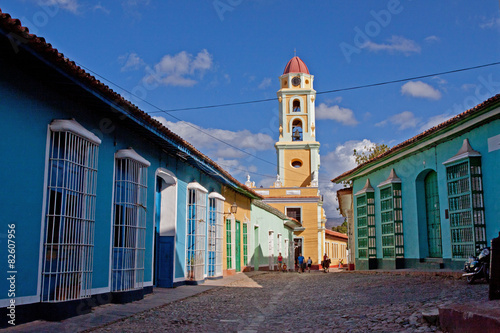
[[292, 76, 301, 86]]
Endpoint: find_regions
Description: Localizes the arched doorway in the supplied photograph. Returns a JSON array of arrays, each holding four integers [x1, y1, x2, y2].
[[424, 171, 442, 258], [154, 169, 177, 288]]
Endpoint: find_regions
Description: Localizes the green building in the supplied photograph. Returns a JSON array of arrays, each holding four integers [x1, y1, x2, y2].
[[333, 94, 500, 270]]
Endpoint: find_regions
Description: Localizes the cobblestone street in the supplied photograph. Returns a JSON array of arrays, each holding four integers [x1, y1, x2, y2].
[[88, 271, 488, 333]]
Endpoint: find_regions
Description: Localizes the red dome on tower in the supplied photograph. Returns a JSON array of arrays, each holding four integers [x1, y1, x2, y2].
[[283, 56, 309, 75]]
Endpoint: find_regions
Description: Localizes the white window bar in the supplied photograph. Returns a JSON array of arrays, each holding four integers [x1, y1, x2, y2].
[[41, 124, 99, 302], [111, 150, 149, 292], [208, 193, 224, 277], [186, 184, 207, 281]]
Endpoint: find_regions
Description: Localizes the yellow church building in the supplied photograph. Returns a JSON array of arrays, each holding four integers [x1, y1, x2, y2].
[[248, 56, 327, 269]]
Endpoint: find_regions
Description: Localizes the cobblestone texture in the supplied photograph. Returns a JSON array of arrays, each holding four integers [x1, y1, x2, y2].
[[89, 271, 488, 333]]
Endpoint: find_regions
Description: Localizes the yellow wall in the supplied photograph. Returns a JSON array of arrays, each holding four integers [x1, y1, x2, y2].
[[221, 186, 252, 274], [324, 236, 348, 267], [284, 149, 311, 187], [265, 200, 323, 264]]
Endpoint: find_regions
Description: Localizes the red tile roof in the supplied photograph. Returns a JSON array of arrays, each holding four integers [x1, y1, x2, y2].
[[0, 9, 261, 199], [325, 229, 348, 240], [283, 56, 309, 75], [331, 93, 500, 183]]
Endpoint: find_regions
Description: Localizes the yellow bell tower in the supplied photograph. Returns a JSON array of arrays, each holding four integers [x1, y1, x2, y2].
[[248, 56, 327, 269], [276, 56, 320, 188]]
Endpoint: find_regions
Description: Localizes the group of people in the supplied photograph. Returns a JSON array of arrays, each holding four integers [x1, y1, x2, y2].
[[296, 253, 313, 273], [277, 252, 339, 273]]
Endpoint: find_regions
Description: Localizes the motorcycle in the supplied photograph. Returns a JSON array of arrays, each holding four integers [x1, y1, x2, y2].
[[462, 247, 490, 284]]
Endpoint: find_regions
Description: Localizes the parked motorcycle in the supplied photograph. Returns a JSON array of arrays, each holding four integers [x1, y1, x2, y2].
[[463, 247, 490, 284]]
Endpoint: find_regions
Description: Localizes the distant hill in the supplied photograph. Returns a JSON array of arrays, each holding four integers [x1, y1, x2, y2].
[[326, 217, 344, 230]]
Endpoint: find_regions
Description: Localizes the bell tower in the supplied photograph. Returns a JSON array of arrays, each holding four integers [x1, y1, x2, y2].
[[275, 56, 320, 188]]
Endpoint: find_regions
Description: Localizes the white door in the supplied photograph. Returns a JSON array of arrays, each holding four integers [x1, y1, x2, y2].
[[268, 231, 274, 270]]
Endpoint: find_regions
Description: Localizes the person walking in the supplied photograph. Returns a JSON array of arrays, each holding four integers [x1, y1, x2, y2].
[[307, 257, 312, 273], [297, 253, 305, 273], [277, 252, 283, 272]]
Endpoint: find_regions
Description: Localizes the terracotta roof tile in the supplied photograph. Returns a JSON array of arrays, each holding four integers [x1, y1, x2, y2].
[[325, 229, 348, 240]]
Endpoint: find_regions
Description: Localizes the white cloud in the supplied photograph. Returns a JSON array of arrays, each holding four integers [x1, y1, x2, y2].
[[361, 36, 421, 55], [144, 49, 213, 87], [376, 111, 420, 131], [461, 83, 476, 91], [320, 139, 376, 217], [401, 81, 442, 100], [93, 2, 110, 14], [258, 78, 272, 89], [121, 0, 150, 20], [419, 113, 453, 132], [424, 35, 440, 43], [479, 16, 500, 29], [152, 117, 274, 152], [119, 52, 145, 72], [316, 103, 359, 126], [41, 0, 79, 13], [213, 158, 258, 179]]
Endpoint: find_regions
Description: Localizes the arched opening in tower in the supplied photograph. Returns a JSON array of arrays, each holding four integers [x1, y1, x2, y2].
[[292, 119, 303, 141], [292, 99, 301, 112]]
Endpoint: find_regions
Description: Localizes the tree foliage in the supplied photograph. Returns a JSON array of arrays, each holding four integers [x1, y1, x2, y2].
[[332, 220, 347, 234], [353, 143, 390, 165]]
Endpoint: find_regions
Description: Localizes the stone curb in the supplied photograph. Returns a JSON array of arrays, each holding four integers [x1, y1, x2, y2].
[[439, 302, 500, 333]]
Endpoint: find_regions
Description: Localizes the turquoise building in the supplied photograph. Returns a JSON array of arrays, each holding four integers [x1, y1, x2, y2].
[[0, 11, 259, 326], [333, 94, 500, 271], [250, 200, 300, 271]]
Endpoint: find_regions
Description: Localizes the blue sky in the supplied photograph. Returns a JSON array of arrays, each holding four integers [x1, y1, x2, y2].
[[3, 1, 500, 219]]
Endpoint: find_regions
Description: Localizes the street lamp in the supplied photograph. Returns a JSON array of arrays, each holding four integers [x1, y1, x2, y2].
[[224, 202, 238, 217], [230, 202, 238, 214]]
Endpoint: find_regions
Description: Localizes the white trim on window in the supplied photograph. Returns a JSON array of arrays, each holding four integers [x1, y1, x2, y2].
[[186, 184, 207, 281], [115, 148, 151, 167], [208, 192, 224, 277], [49, 119, 101, 145], [40, 124, 100, 302], [111, 152, 148, 292]]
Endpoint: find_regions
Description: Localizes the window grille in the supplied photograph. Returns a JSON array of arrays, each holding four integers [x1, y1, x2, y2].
[[111, 150, 149, 292], [41, 121, 100, 302], [208, 193, 224, 277], [226, 219, 232, 269], [356, 180, 375, 259], [186, 185, 207, 281], [243, 223, 248, 266], [378, 170, 404, 259], [444, 139, 485, 259], [286, 207, 301, 223]]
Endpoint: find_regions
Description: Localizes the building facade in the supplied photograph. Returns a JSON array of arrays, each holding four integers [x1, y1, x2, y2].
[[250, 56, 327, 269], [324, 230, 348, 268], [0, 12, 260, 326], [332, 94, 500, 271], [251, 200, 300, 271]]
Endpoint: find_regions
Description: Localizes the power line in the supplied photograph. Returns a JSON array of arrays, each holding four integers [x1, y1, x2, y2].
[[77, 63, 305, 178], [146, 61, 500, 113], [76, 60, 499, 184]]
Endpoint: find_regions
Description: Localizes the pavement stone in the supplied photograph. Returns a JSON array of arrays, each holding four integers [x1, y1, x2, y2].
[[4, 269, 493, 332]]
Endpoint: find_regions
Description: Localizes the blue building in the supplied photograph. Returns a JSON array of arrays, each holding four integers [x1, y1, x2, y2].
[[0, 11, 259, 325], [333, 94, 500, 271]]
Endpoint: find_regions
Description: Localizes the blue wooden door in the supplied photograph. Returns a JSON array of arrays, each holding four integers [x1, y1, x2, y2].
[[157, 237, 174, 288]]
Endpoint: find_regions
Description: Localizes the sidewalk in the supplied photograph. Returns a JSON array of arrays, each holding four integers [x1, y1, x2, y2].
[[5, 271, 268, 333]]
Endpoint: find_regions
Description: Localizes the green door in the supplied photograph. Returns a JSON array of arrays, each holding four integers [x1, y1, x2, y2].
[[424, 171, 442, 258], [235, 221, 241, 272], [254, 226, 259, 269]]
